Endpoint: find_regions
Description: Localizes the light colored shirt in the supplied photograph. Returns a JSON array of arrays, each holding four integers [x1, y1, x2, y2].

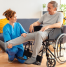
[[38, 12, 63, 32]]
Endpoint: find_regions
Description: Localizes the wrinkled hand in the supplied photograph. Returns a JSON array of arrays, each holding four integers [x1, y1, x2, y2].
[[21, 33, 27, 37], [7, 44, 12, 49], [29, 24, 34, 33], [40, 26, 49, 32]]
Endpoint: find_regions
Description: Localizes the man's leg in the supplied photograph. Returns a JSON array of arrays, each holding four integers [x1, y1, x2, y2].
[[0, 32, 37, 51], [25, 31, 48, 64]]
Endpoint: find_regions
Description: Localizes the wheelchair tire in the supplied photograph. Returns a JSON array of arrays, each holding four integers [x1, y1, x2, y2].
[[55, 33, 66, 64], [46, 58, 56, 67]]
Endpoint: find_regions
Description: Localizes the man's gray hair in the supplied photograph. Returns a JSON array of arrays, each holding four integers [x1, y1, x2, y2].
[[49, 1, 58, 8]]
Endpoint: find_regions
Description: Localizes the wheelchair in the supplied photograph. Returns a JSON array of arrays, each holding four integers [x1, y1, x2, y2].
[[18, 26, 66, 67]]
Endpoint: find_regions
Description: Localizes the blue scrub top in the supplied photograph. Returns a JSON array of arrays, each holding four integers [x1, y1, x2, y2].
[[3, 22, 27, 50]]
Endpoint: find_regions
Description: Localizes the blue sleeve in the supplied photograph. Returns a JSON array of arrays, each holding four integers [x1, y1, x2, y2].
[[18, 23, 27, 34], [3, 27, 11, 42]]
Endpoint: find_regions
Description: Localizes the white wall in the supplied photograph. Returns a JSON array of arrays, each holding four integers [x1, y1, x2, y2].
[[0, 0, 61, 19], [0, 0, 51, 19]]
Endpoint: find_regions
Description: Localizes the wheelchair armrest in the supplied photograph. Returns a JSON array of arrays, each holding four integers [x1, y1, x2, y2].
[[48, 28, 62, 41], [34, 26, 43, 32]]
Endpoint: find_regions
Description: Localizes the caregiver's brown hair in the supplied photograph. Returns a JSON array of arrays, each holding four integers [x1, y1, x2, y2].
[[3, 9, 16, 20]]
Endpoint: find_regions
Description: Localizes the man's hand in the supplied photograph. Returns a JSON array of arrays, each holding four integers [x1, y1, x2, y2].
[[21, 33, 27, 37], [7, 44, 12, 49], [40, 26, 49, 32], [29, 24, 34, 33]]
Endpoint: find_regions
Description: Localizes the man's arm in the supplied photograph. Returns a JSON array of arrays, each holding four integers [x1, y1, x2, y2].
[[48, 22, 62, 28], [29, 14, 45, 33], [31, 21, 41, 26], [29, 21, 41, 32], [40, 22, 62, 32]]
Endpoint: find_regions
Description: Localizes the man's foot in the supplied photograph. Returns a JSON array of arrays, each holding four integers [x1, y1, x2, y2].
[[24, 56, 36, 64], [8, 58, 13, 63], [0, 40, 5, 52]]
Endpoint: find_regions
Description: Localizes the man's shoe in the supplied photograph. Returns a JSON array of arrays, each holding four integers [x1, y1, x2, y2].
[[0, 40, 5, 52], [24, 56, 36, 64], [0, 45, 5, 52], [8, 58, 13, 63]]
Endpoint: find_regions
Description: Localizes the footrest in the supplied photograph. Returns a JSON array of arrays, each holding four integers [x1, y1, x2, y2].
[[23, 50, 32, 57], [34, 61, 41, 65], [18, 49, 43, 64], [0, 46, 5, 52], [24, 50, 43, 62], [36, 55, 43, 62]]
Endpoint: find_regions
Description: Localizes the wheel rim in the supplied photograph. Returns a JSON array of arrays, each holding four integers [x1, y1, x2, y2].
[[55, 33, 66, 63], [47, 58, 56, 67]]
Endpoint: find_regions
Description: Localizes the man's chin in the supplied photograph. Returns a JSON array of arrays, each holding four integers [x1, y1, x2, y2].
[[48, 12, 51, 14], [48, 12, 52, 15]]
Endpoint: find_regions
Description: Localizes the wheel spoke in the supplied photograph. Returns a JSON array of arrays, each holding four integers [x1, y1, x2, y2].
[[47, 58, 56, 67]]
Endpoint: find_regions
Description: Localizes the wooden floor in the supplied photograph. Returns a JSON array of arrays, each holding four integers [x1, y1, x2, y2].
[[0, 51, 66, 67]]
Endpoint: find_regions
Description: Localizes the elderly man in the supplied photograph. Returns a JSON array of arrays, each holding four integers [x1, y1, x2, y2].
[[0, 1, 63, 64]]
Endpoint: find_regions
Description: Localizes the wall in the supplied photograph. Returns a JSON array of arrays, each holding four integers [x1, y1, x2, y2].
[[0, 0, 51, 19]]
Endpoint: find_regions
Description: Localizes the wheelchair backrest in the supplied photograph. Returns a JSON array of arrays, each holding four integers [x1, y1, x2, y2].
[[34, 26, 42, 31], [48, 28, 62, 41]]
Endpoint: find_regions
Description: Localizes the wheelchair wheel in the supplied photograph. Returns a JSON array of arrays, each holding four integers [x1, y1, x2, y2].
[[55, 33, 66, 63], [46, 58, 56, 67]]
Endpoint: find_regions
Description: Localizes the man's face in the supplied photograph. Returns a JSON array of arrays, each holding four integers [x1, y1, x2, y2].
[[47, 3, 56, 15]]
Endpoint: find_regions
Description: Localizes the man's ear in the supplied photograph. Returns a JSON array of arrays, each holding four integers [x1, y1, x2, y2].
[[54, 7, 57, 11]]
